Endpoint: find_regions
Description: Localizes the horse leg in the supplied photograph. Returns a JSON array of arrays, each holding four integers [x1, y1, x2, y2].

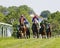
[[41, 34, 43, 39], [36, 32, 39, 38], [28, 29, 30, 38], [49, 32, 51, 38], [33, 31, 35, 38], [26, 31, 28, 39], [46, 32, 48, 38], [26, 29, 30, 39], [42, 34, 46, 38], [47, 32, 51, 39], [39, 34, 42, 39], [24, 31, 26, 39], [18, 31, 22, 39], [50, 32, 51, 37], [45, 33, 47, 39], [44, 31, 47, 38], [29, 33, 30, 38], [42, 32, 45, 38], [35, 32, 38, 38], [28, 31, 30, 39]]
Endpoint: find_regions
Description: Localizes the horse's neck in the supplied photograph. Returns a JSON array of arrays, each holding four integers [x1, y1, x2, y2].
[[49, 26, 52, 31], [20, 18, 24, 24], [34, 23, 37, 26]]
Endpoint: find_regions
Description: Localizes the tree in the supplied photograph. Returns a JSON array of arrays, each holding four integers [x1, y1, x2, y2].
[[18, 5, 33, 23], [0, 12, 5, 22], [40, 10, 51, 18], [0, 6, 8, 15], [48, 11, 60, 35], [4, 6, 18, 24], [0, 5, 35, 37]]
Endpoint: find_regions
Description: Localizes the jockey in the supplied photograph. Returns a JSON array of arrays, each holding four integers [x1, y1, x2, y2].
[[32, 15, 39, 23], [24, 20, 30, 28], [19, 14, 26, 25]]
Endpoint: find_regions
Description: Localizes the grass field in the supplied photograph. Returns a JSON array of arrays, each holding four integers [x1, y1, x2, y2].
[[0, 37, 60, 48]]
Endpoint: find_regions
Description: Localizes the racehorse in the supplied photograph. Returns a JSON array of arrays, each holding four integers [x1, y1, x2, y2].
[[18, 16, 27, 39], [39, 23, 47, 38], [32, 22, 39, 38], [25, 22, 30, 38], [46, 23, 52, 38], [19, 24, 27, 38], [26, 27, 30, 38]]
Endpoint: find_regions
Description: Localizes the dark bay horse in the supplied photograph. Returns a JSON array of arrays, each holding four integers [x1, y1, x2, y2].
[[46, 24, 52, 38], [26, 27, 30, 38], [32, 23, 39, 38], [39, 24, 47, 38], [24, 22, 30, 39]]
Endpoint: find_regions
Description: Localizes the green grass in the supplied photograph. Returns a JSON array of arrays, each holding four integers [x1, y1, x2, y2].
[[0, 37, 60, 48]]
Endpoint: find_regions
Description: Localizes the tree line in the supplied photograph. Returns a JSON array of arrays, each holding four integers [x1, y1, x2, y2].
[[0, 5, 60, 36]]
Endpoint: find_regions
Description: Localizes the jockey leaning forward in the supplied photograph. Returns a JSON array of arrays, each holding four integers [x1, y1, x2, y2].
[[32, 15, 39, 24], [19, 15, 26, 25], [19, 14, 29, 28], [32, 14, 40, 29]]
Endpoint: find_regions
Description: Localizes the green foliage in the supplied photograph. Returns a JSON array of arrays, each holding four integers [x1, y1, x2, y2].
[[0, 6, 7, 13], [0, 5, 34, 37], [1, 5, 60, 36], [0, 12, 5, 22], [48, 11, 60, 35], [40, 10, 51, 18], [18, 5, 32, 22]]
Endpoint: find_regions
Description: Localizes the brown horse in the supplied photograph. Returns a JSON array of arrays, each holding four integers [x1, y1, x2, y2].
[[46, 24, 52, 38], [18, 17, 27, 38], [19, 24, 27, 38], [39, 24, 47, 38]]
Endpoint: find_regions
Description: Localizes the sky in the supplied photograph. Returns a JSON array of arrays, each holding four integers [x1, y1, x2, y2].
[[0, 0, 60, 15]]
